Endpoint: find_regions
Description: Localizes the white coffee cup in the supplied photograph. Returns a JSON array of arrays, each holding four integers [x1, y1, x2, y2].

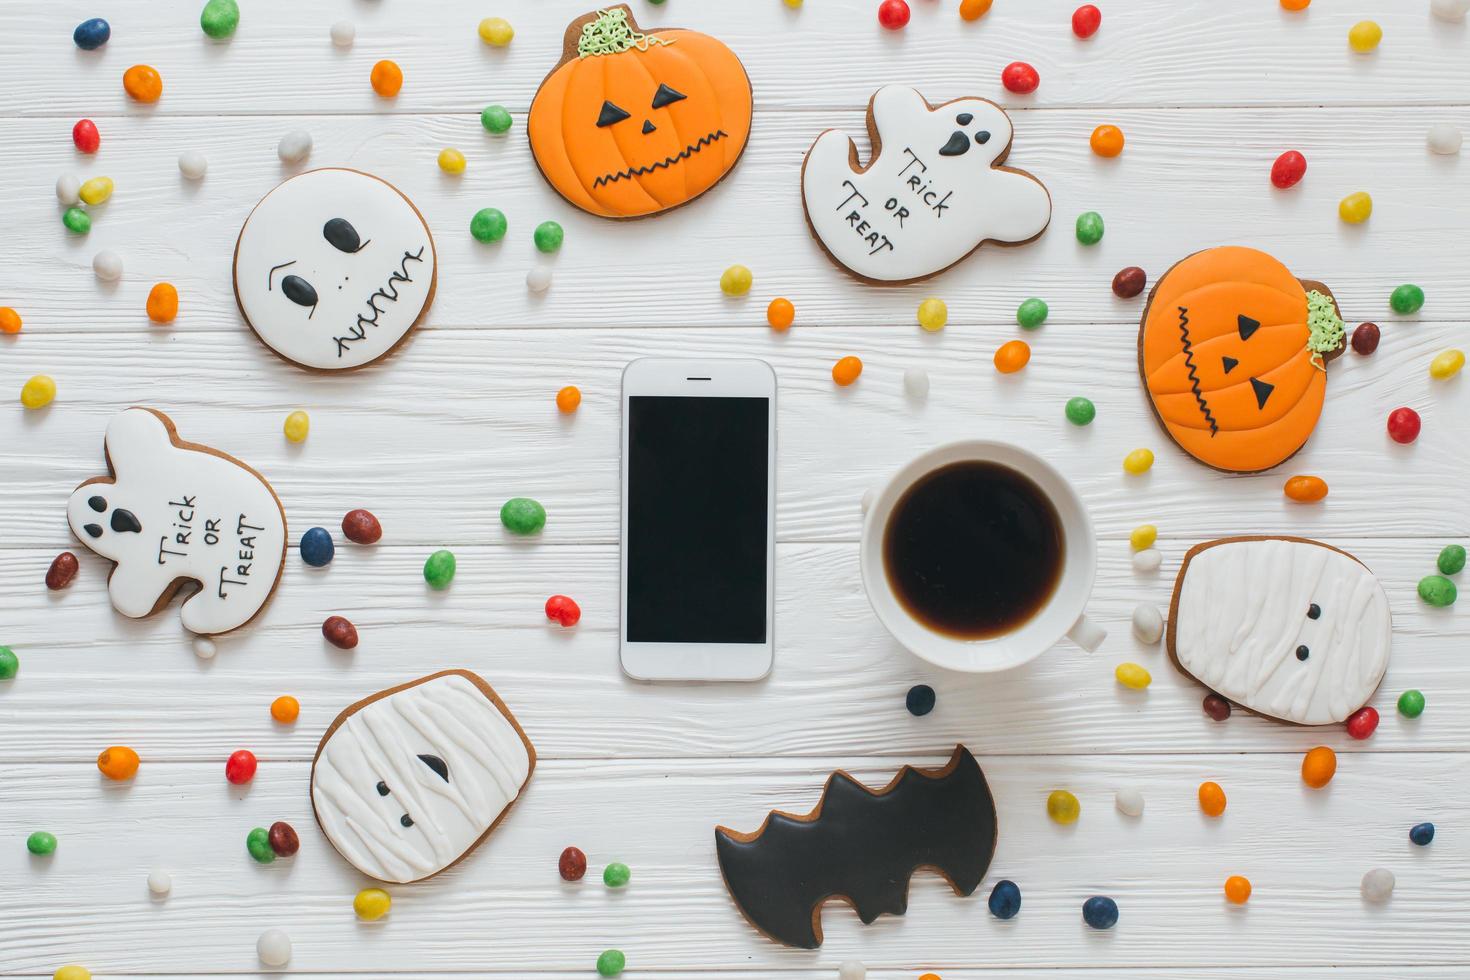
[[859, 440, 1104, 673]]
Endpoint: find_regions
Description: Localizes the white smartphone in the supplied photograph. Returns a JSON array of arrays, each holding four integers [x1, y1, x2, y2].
[[620, 357, 776, 681]]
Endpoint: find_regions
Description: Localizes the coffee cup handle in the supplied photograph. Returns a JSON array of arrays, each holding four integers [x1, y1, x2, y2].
[[1067, 613, 1106, 652]]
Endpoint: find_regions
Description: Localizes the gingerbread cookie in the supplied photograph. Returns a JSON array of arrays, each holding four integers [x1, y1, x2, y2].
[[234, 168, 436, 370], [67, 407, 286, 636], [527, 5, 752, 219], [715, 745, 996, 949], [1168, 537, 1391, 725], [311, 670, 535, 884], [1139, 246, 1346, 472], [800, 85, 1051, 284]]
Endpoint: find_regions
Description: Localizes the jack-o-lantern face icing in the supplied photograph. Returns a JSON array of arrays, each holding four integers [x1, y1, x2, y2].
[[1139, 246, 1345, 472], [528, 6, 753, 219]]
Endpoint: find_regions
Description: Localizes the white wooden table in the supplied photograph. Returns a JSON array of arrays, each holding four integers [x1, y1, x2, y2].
[[2, 1, 1468, 977]]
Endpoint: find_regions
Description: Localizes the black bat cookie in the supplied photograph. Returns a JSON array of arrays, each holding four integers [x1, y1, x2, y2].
[[714, 745, 997, 948]]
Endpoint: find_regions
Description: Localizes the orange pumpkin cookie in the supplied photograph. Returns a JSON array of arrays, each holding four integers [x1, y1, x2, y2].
[[527, 5, 752, 220], [1138, 246, 1345, 473]]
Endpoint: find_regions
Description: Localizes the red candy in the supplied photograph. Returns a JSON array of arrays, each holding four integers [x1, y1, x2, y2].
[[1270, 150, 1306, 189], [1112, 266, 1147, 299], [46, 551, 79, 590], [322, 615, 359, 649], [1071, 4, 1101, 38], [545, 594, 582, 627], [1351, 322, 1380, 356], [559, 845, 588, 881], [1346, 705, 1379, 740], [1387, 407, 1421, 444], [877, 0, 910, 29], [225, 749, 258, 785], [1202, 693, 1232, 721], [72, 118, 100, 154], [341, 508, 382, 545], [268, 821, 300, 857], [1002, 62, 1040, 94]]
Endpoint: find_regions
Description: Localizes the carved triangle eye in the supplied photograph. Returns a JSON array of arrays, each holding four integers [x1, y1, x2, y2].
[[1238, 314, 1261, 341], [1222, 356, 1239, 375], [651, 83, 686, 109], [1250, 377, 1275, 410], [596, 100, 631, 127]]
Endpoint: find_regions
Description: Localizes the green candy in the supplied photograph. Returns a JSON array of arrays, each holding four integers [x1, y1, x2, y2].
[[246, 827, 275, 863], [1389, 283, 1424, 315], [423, 549, 457, 589], [1397, 689, 1426, 719], [480, 104, 513, 135], [62, 207, 91, 234], [1016, 297, 1049, 329], [200, 0, 240, 39], [602, 861, 630, 888], [0, 645, 17, 680], [1075, 211, 1104, 246], [1418, 574, 1457, 607], [1437, 544, 1466, 576], [500, 498, 546, 535], [596, 950, 626, 977], [470, 208, 508, 243], [26, 831, 57, 855], [533, 221, 564, 254], [1065, 396, 1096, 426]]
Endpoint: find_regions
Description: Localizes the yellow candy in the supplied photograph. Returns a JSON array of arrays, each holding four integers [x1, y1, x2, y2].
[[438, 148, 466, 174], [1130, 524, 1157, 551], [1046, 789, 1080, 824], [784, 0, 804, 6], [1348, 20, 1382, 53], [916, 297, 948, 332], [283, 410, 310, 443], [720, 264, 753, 296], [21, 374, 56, 409], [1123, 448, 1154, 474], [1339, 191, 1372, 224], [79, 176, 114, 206], [54, 968, 91, 980], [478, 17, 514, 46], [353, 887, 392, 921], [1115, 662, 1152, 690], [1430, 349, 1465, 380]]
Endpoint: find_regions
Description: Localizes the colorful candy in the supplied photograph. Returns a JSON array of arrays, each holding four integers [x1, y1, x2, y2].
[[959, 0, 993, 20], [556, 385, 582, 413], [766, 297, 795, 330], [200, 0, 241, 39], [97, 746, 140, 781], [596, 950, 626, 978], [330, 20, 356, 47], [1129, 524, 1157, 551], [906, 683, 936, 716], [1360, 868, 1394, 903], [917, 297, 948, 332], [1387, 407, 1421, 444], [123, 65, 164, 102], [256, 929, 292, 966], [0, 646, 17, 680], [283, 410, 309, 443], [1270, 150, 1306, 189], [1123, 448, 1154, 474], [1047, 789, 1080, 824], [79, 176, 113, 206], [603, 862, 631, 888], [62, 208, 90, 234], [246, 827, 275, 864], [1430, 349, 1465, 379], [559, 845, 588, 881], [1075, 211, 1104, 245], [46, 552, 79, 590], [1131, 603, 1163, 644], [226, 749, 258, 785], [904, 367, 929, 399], [1301, 746, 1336, 788], [53, 968, 89, 980], [1089, 124, 1123, 157], [720, 265, 753, 296], [371, 60, 403, 98], [300, 527, 334, 567], [1133, 548, 1161, 573], [354, 888, 391, 920], [1063, 396, 1095, 426], [1350, 322, 1380, 355], [0, 307, 21, 334], [1438, 545, 1466, 575], [832, 355, 864, 386], [1338, 191, 1372, 224], [877, 0, 911, 30], [27, 831, 57, 855], [1390, 284, 1425, 314], [1224, 875, 1252, 904], [1348, 20, 1382, 53], [73, 18, 111, 49], [93, 250, 123, 282], [278, 130, 312, 164], [1082, 896, 1118, 929], [1072, 5, 1102, 38], [193, 638, 217, 660], [988, 879, 1022, 919], [993, 339, 1030, 374], [1410, 822, 1435, 846], [471, 208, 507, 243], [147, 869, 172, 895], [1397, 689, 1426, 718], [500, 498, 547, 535], [1418, 575, 1457, 607], [1198, 781, 1227, 817], [342, 509, 382, 544], [478, 16, 514, 46], [481, 105, 513, 135], [424, 549, 458, 588], [527, 265, 553, 292], [57, 174, 81, 205], [1115, 663, 1152, 690], [72, 119, 100, 154], [1345, 705, 1379, 740], [322, 616, 359, 650], [1281, 0, 1310, 9], [270, 696, 299, 723], [1283, 475, 1327, 503], [1016, 297, 1048, 329], [1433, 0, 1470, 21], [1427, 123, 1464, 155], [534, 221, 564, 253], [1002, 62, 1040, 95], [1112, 266, 1146, 298], [147, 283, 179, 324], [21, 375, 57, 410], [438, 148, 467, 174], [545, 595, 582, 627], [1115, 787, 1144, 816], [268, 821, 300, 857]]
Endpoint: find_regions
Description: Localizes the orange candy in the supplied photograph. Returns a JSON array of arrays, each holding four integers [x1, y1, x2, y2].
[[146, 283, 179, 324], [994, 339, 1031, 374], [1283, 475, 1327, 502], [832, 355, 863, 386], [270, 695, 300, 723], [371, 60, 404, 98], [123, 64, 163, 103], [1198, 780, 1227, 816], [556, 385, 582, 413], [97, 745, 140, 781], [959, 0, 993, 19], [1280, 0, 1310, 9], [1224, 875, 1252, 904], [0, 307, 21, 334], [766, 297, 795, 331], [1090, 124, 1125, 158], [1301, 745, 1337, 788]]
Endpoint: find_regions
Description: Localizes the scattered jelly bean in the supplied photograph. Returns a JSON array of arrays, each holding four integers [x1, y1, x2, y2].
[[838, 962, 867, 980], [1387, 407, 1421, 444], [1427, 123, 1463, 155], [53, 968, 89, 980], [46, 552, 79, 590], [1115, 663, 1152, 690], [371, 60, 403, 98], [559, 846, 588, 881], [97, 746, 140, 782], [766, 297, 795, 331], [300, 527, 334, 567], [123, 65, 164, 103], [1281, 0, 1310, 8], [1338, 191, 1372, 224], [268, 821, 300, 857], [478, 16, 514, 45], [1270, 150, 1306, 189], [783, 0, 802, 6], [226, 749, 258, 785], [533, 221, 564, 253], [1089, 124, 1123, 157], [1203, 693, 1231, 721], [1072, 4, 1102, 38], [147, 869, 172, 895], [322, 616, 359, 650], [1433, 0, 1470, 21], [596, 950, 626, 978], [556, 385, 582, 413], [57, 174, 82, 206], [62, 207, 90, 234], [904, 367, 929, 399], [424, 549, 457, 587], [1016, 297, 1048, 329], [1348, 20, 1382, 53], [1410, 822, 1435, 846], [342, 509, 382, 544], [1133, 548, 1161, 573], [330, 20, 356, 48], [0, 307, 21, 335], [79, 176, 113, 206], [501, 498, 547, 535], [1430, 349, 1465, 379], [960, 0, 993, 19], [438, 148, 467, 174], [270, 696, 299, 724], [1198, 781, 1227, 816], [1398, 689, 1426, 718], [906, 683, 936, 716], [257, 929, 292, 966], [21, 375, 57, 410], [1360, 867, 1394, 903], [988, 879, 1022, 919], [1064, 396, 1095, 426], [1418, 575, 1457, 607], [1283, 475, 1327, 503], [1082, 896, 1118, 929], [546, 594, 582, 627], [1350, 322, 1379, 355], [74, 18, 111, 49], [527, 265, 554, 292], [1002, 62, 1040, 95], [469, 208, 508, 245], [993, 339, 1030, 374], [1390, 284, 1425, 314], [1047, 789, 1080, 824], [1112, 266, 1146, 298], [1301, 745, 1336, 788], [1129, 525, 1157, 551], [354, 887, 391, 921], [193, 637, 217, 660], [481, 104, 513, 135], [200, 0, 241, 39], [0, 646, 17, 680], [1131, 603, 1163, 644], [278, 130, 312, 164], [72, 119, 100, 154], [1123, 448, 1154, 474], [917, 297, 948, 332], [1115, 787, 1144, 816], [878, 0, 911, 30], [720, 264, 753, 296], [1346, 705, 1379, 740], [27, 831, 57, 855], [603, 862, 631, 888], [282, 409, 309, 444], [1224, 875, 1252, 904], [832, 355, 864, 386], [1437, 544, 1466, 575], [93, 250, 123, 282], [1075, 211, 1104, 245], [246, 827, 274, 863], [147, 283, 179, 324]]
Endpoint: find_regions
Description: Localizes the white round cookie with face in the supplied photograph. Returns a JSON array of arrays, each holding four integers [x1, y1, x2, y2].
[[234, 168, 436, 370]]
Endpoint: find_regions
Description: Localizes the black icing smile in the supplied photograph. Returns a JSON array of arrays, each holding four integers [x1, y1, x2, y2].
[[81, 494, 141, 538], [938, 111, 992, 157], [593, 130, 729, 188]]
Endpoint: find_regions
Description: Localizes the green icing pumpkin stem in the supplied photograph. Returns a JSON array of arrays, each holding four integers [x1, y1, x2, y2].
[[578, 8, 673, 57], [1305, 289, 1345, 370]]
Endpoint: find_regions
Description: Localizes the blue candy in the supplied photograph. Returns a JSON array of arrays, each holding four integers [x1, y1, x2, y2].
[[1082, 895, 1118, 930], [1409, 822, 1435, 846], [300, 527, 335, 567], [73, 18, 111, 50], [988, 879, 1021, 919], [905, 684, 936, 716]]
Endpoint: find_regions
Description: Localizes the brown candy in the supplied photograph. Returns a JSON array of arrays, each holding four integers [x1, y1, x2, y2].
[[45, 551, 79, 590], [1202, 693, 1232, 721], [341, 508, 382, 545], [268, 820, 300, 857], [559, 845, 588, 881], [1111, 266, 1147, 299], [322, 615, 359, 650], [1351, 322, 1380, 356]]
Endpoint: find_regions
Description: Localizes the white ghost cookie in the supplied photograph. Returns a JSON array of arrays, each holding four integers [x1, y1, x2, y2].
[[234, 168, 437, 370], [800, 85, 1051, 284], [67, 408, 287, 636], [1168, 537, 1392, 725], [311, 670, 536, 884]]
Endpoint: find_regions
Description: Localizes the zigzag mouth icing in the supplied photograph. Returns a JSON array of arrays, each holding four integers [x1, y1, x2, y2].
[[1178, 305, 1219, 436], [593, 130, 728, 188]]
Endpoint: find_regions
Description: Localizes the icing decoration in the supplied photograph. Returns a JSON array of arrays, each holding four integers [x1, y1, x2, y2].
[[714, 745, 996, 949], [527, 6, 752, 219], [234, 168, 436, 370], [67, 408, 286, 636], [1139, 246, 1345, 473], [310, 670, 535, 883], [1168, 537, 1391, 726], [800, 85, 1051, 284]]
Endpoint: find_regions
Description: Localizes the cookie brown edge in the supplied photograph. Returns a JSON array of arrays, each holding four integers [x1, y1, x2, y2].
[[231, 167, 439, 372], [526, 4, 754, 222], [70, 406, 288, 636], [1165, 535, 1387, 726], [1135, 249, 1344, 474], [309, 668, 538, 884], [713, 745, 996, 947], [797, 88, 1053, 286]]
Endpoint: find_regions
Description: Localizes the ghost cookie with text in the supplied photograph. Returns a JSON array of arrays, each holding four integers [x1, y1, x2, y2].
[[800, 85, 1051, 284], [67, 408, 287, 635], [234, 168, 437, 370], [311, 670, 536, 884], [528, 5, 752, 219], [1139, 246, 1346, 472]]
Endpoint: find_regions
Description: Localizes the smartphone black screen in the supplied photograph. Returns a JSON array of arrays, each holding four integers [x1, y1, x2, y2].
[[626, 395, 770, 644]]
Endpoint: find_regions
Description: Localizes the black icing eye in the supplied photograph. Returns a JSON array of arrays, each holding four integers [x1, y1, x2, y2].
[[110, 509, 142, 534], [84, 523, 103, 539], [1237, 314, 1261, 341], [88, 495, 107, 512], [1296, 645, 1310, 661], [596, 100, 631, 127], [323, 217, 367, 254], [280, 275, 319, 316], [417, 753, 450, 783], [974, 130, 991, 144], [400, 814, 414, 828], [1249, 377, 1275, 410], [1307, 603, 1321, 620], [956, 112, 973, 125], [376, 781, 389, 796], [651, 83, 686, 109]]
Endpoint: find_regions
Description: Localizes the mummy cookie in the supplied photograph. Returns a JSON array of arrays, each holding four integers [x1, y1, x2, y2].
[[67, 408, 286, 635], [1139, 246, 1346, 473], [234, 168, 436, 370], [527, 5, 752, 219], [800, 85, 1051, 283], [1168, 537, 1391, 725], [311, 670, 535, 884]]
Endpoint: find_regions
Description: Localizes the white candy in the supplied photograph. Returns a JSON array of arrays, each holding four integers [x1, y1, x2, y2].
[[193, 637, 217, 660], [903, 367, 930, 400], [838, 962, 867, 980], [1430, 0, 1470, 22], [147, 868, 172, 895], [1427, 123, 1464, 156], [1131, 602, 1164, 644], [526, 265, 553, 292], [1361, 867, 1395, 903], [1115, 787, 1145, 817], [92, 250, 123, 282], [257, 929, 292, 966], [1132, 548, 1162, 573], [56, 174, 82, 206], [178, 151, 208, 180], [277, 129, 313, 165], [330, 19, 356, 48]]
